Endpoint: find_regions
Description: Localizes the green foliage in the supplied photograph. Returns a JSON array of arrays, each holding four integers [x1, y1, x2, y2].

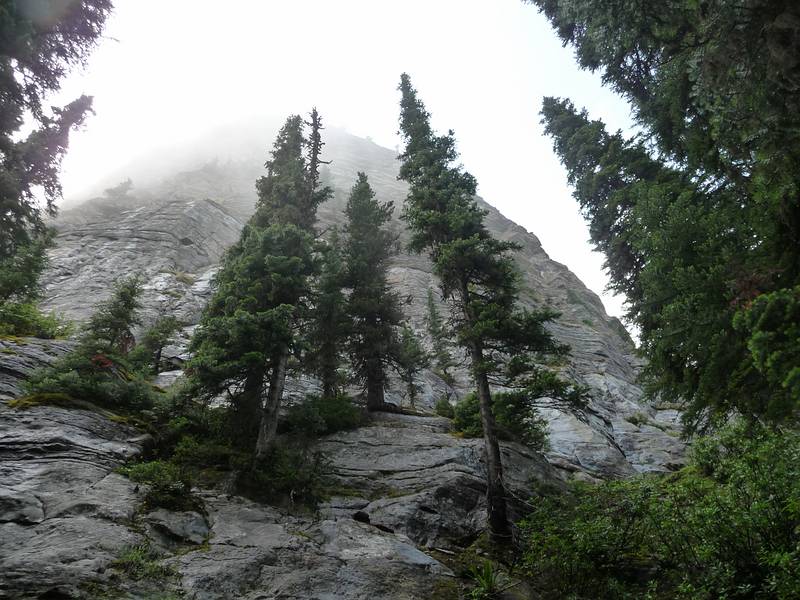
[[237, 445, 330, 508], [395, 324, 429, 407], [342, 172, 403, 410], [0, 300, 71, 338], [111, 543, 175, 582], [453, 392, 548, 450], [468, 561, 504, 600], [306, 228, 348, 399], [434, 396, 455, 419], [425, 288, 456, 384], [128, 315, 182, 375], [187, 112, 330, 449], [520, 423, 800, 599], [0, 0, 111, 264], [26, 276, 161, 410], [533, 1, 800, 430], [734, 286, 800, 416], [282, 393, 363, 438], [119, 460, 193, 510]]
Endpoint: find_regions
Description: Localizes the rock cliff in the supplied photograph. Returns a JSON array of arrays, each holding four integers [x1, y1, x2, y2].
[[0, 129, 685, 598]]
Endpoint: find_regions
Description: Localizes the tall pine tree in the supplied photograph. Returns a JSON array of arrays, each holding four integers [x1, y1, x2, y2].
[[188, 111, 330, 455], [342, 172, 403, 411], [398, 74, 571, 542]]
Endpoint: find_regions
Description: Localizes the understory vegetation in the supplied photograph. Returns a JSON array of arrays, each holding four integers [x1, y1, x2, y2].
[[521, 423, 800, 599]]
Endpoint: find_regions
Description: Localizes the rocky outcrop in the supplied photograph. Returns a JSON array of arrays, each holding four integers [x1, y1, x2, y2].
[[41, 129, 685, 480], [0, 340, 565, 599]]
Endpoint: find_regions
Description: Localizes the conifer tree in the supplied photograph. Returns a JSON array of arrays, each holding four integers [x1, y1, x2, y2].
[[307, 228, 348, 399], [342, 172, 402, 411], [188, 112, 330, 454], [425, 287, 456, 384], [1, 0, 111, 265], [396, 324, 429, 408], [398, 74, 571, 542]]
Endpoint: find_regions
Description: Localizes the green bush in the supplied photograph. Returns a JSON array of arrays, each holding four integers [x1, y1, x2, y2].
[[111, 542, 175, 581], [435, 396, 455, 418], [120, 460, 193, 510], [25, 350, 160, 411], [282, 393, 362, 437], [453, 392, 547, 449], [0, 301, 72, 338], [519, 422, 800, 599], [237, 445, 331, 507]]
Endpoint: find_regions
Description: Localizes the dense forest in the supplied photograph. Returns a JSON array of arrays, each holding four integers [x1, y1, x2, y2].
[[1, 1, 798, 599]]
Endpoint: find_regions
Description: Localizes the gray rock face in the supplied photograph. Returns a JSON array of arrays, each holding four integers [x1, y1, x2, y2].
[[317, 412, 562, 548], [41, 129, 684, 479], [0, 341, 147, 598]]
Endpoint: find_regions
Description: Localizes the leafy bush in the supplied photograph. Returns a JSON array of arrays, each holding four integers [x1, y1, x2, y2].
[[26, 350, 160, 410], [282, 393, 362, 437], [0, 301, 72, 338], [453, 392, 548, 449], [237, 445, 330, 507], [519, 422, 800, 599], [120, 460, 193, 510], [435, 396, 455, 418]]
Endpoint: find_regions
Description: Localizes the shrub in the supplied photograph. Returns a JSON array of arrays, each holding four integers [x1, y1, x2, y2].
[[25, 350, 160, 411], [0, 301, 72, 338], [237, 445, 331, 507], [282, 393, 362, 437], [453, 392, 548, 449], [435, 396, 455, 418], [519, 422, 800, 599], [120, 460, 193, 510], [111, 543, 175, 581], [468, 561, 504, 600]]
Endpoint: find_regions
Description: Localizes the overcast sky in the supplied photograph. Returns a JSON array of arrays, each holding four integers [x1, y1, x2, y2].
[[55, 0, 635, 323]]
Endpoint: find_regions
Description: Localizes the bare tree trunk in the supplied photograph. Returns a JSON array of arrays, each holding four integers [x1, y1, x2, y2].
[[366, 362, 385, 411], [459, 281, 511, 543], [255, 349, 288, 458]]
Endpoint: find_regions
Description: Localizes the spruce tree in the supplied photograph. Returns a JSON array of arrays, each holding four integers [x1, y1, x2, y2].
[[398, 74, 571, 542], [395, 324, 429, 408], [188, 111, 330, 454], [425, 287, 456, 384], [1, 0, 111, 265], [342, 172, 402, 411], [307, 228, 348, 399]]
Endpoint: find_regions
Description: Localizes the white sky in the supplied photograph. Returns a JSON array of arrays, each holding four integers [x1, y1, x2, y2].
[[55, 0, 635, 322]]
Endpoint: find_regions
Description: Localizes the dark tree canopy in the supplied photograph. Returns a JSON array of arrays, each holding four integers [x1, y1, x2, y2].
[[0, 0, 112, 261], [342, 171, 402, 411], [533, 0, 800, 429]]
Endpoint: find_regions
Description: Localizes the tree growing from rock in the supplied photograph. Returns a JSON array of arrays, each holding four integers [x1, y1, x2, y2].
[[188, 111, 330, 454], [342, 172, 403, 411], [306, 228, 348, 399], [424, 287, 456, 384], [395, 323, 429, 408], [398, 73, 574, 542]]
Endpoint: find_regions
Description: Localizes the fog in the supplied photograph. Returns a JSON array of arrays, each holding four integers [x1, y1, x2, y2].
[[53, 0, 635, 322]]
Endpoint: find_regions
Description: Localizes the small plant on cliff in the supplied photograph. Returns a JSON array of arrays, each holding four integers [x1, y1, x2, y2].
[[24, 276, 161, 410]]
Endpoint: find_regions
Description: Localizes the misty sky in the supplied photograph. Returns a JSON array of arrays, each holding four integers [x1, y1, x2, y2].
[[54, 0, 636, 323]]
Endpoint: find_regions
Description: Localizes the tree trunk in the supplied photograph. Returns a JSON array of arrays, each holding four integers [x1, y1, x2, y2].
[[232, 366, 264, 447], [255, 349, 288, 458], [459, 281, 511, 543], [366, 362, 385, 411]]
